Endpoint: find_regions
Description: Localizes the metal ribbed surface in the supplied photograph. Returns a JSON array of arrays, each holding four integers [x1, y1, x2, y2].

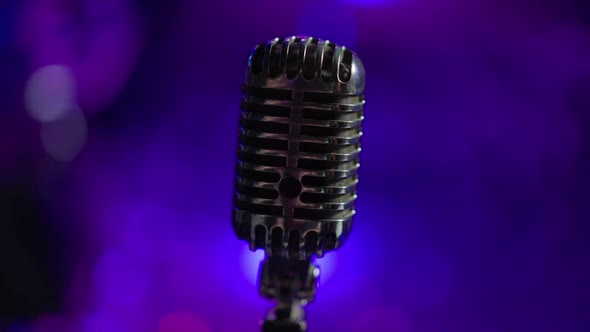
[[233, 36, 365, 259]]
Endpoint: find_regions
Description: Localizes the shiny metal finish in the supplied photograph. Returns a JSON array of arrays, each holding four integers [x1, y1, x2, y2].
[[233, 36, 365, 259]]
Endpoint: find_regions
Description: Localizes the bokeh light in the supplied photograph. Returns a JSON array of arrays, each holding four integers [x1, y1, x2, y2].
[[24, 65, 76, 123], [16, 0, 146, 113], [40, 107, 87, 162]]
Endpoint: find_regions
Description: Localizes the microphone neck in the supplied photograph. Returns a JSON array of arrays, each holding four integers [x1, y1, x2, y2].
[[259, 256, 319, 332]]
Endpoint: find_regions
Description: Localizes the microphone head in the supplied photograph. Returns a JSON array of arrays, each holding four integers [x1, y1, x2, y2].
[[233, 36, 365, 259]]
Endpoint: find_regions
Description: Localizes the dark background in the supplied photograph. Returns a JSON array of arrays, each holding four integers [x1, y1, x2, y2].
[[0, 0, 589, 331]]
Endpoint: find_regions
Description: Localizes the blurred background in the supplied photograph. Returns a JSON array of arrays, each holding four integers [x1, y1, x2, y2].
[[0, 0, 589, 331]]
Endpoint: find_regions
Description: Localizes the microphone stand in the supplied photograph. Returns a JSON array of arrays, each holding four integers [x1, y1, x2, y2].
[[258, 256, 320, 332]]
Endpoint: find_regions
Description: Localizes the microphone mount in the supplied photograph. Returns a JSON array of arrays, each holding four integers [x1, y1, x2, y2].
[[259, 256, 319, 332]]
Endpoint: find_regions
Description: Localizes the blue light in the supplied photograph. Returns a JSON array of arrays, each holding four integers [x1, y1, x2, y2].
[[239, 244, 265, 287], [316, 251, 338, 285]]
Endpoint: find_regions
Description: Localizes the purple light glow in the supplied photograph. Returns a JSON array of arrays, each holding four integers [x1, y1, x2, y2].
[[81, 310, 129, 332], [92, 248, 153, 310], [158, 311, 212, 332], [339, 0, 398, 6], [17, 0, 146, 113], [397, 251, 455, 308], [352, 305, 411, 332], [2, 0, 588, 331]]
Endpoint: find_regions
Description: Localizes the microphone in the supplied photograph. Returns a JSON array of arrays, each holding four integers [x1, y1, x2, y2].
[[233, 36, 365, 258], [232, 36, 365, 331]]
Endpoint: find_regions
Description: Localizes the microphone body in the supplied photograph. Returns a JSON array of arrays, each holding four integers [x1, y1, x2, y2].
[[233, 36, 365, 260]]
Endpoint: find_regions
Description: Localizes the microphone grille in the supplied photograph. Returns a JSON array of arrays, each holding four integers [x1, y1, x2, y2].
[[245, 36, 365, 93], [233, 36, 365, 259]]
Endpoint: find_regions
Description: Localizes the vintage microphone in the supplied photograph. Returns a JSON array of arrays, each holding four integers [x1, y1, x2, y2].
[[232, 36, 365, 331]]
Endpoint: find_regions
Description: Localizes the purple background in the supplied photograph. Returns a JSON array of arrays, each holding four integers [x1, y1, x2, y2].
[[0, 0, 589, 331]]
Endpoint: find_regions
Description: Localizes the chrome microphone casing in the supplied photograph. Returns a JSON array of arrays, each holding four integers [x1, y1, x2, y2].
[[233, 36, 365, 260]]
